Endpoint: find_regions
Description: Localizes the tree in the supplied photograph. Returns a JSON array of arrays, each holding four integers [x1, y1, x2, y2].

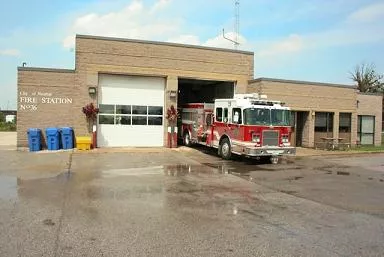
[[0, 112, 4, 123], [350, 63, 384, 93]]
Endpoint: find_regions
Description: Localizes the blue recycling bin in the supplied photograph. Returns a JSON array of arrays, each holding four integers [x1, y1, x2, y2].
[[46, 127, 60, 150], [27, 128, 41, 152], [60, 127, 73, 149]]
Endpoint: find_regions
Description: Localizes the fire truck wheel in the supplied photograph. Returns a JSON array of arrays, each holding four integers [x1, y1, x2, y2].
[[220, 138, 232, 160], [183, 132, 191, 146]]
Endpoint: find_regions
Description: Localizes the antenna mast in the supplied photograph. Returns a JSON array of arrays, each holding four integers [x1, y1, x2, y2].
[[234, 0, 240, 49], [222, 0, 240, 49]]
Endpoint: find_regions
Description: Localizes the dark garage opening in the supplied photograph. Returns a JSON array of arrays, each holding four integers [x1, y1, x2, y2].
[[178, 78, 235, 107]]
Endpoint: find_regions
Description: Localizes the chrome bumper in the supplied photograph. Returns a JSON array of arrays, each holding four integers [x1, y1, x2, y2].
[[244, 146, 296, 157]]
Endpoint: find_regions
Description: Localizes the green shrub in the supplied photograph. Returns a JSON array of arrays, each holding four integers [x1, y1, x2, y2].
[[0, 122, 16, 131]]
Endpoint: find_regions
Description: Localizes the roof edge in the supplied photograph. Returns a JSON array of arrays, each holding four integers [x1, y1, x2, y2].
[[17, 67, 75, 73], [357, 92, 383, 96], [76, 34, 254, 55], [250, 77, 357, 89]]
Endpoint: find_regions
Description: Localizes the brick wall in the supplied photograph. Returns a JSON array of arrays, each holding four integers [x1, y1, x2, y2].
[[248, 79, 356, 111], [17, 35, 254, 147], [357, 93, 383, 146], [17, 68, 77, 147]]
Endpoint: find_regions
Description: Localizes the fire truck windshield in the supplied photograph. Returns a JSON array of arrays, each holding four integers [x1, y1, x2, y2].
[[271, 109, 291, 126], [243, 108, 290, 126]]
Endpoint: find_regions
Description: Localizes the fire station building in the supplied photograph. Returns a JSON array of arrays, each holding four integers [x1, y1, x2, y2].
[[17, 34, 382, 148], [248, 78, 382, 147]]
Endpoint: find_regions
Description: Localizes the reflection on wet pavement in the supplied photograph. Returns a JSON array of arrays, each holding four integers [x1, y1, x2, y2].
[[102, 166, 164, 177], [0, 175, 18, 199], [0, 160, 276, 205], [9, 162, 271, 220], [5, 164, 226, 203]]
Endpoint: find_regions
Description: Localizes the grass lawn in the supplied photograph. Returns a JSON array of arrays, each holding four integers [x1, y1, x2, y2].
[[353, 145, 384, 152]]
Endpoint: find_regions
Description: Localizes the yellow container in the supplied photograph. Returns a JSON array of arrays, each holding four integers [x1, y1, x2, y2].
[[76, 136, 92, 150]]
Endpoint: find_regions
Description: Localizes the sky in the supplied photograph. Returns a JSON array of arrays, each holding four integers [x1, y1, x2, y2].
[[1, 0, 384, 110]]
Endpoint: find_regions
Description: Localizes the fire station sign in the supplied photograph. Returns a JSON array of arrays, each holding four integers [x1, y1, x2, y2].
[[18, 91, 73, 112]]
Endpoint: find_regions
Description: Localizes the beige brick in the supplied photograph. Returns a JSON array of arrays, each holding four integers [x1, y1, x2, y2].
[[17, 70, 78, 147]]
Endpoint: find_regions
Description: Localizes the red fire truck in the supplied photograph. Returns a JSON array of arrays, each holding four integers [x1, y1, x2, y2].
[[179, 93, 295, 163]]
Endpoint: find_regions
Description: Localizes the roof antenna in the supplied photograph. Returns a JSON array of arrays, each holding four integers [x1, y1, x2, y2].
[[222, 0, 240, 49]]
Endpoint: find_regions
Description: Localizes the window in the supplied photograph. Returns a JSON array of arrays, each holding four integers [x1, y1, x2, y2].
[[99, 104, 115, 124], [98, 104, 163, 126], [99, 115, 114, 125], [223, 108, 228, 122], [116, 116, 131, 125], [182, 112, 191, 120], [358, 115, 375, 145], [315, 112, 333, 132], [216, 108, 223, 122], [148, 116, 162, 125], [99, 104, 114, 114], [339, 113, 351, 133], [132, 116, 147, 125], [132, 105, 147, 115], [148, 106, 163, 116], [244, 108, 270, 125], [116, 105, 131, 114], [147, 106, 163, 126], [271, 109, 291, 126], [232, 108, 242, 124]]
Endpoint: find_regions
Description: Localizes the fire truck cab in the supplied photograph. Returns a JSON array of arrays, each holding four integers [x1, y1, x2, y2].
[[180, 93, 296, 164]]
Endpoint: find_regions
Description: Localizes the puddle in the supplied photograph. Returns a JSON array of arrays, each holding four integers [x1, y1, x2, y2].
[[201, 163, 237, 174], [0, 175, 18, 200], [285, 166, 305, 171], [43, 219, 55, 226], [286, 176, 304, 181], [280, 190, 297, 194], [164, 164, 234, 176], [336, 171, 350, 176], [102, 166, 164, 177], [239, 209, 265, 219], [1, 163, 273, 221], [318, 165, 352, 175], [101, 164, 234, 178], [3, 164, 230, 202], [5, 163, 263, 205]]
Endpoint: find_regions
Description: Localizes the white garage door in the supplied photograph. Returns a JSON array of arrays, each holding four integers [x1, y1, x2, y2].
[[97, 74, 165, 147]]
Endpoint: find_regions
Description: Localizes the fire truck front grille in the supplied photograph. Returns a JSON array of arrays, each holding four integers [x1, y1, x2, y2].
[[262, 130, 279, 146]]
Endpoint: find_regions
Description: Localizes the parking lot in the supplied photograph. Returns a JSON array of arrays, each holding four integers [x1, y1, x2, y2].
[[0, 133, 384, 256]]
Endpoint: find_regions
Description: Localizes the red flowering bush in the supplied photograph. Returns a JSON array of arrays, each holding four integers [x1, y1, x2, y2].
[[166, 105, 178, 123], [82, 103, 99, 121]]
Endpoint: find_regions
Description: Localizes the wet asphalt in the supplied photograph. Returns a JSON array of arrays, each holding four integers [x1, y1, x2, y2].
[[0, 146, 383, 257]]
